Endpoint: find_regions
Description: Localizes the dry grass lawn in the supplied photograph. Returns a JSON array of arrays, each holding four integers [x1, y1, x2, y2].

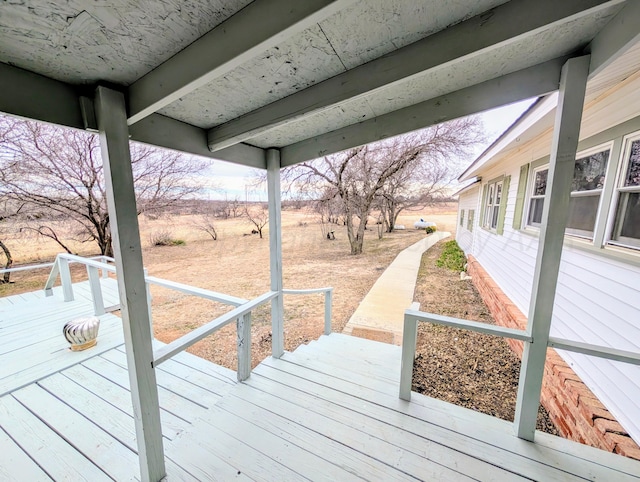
[[1, 203, 458, 369]]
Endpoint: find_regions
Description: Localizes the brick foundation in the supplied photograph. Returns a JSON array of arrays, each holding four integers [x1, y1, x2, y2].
[[467, 255, 640, 460]]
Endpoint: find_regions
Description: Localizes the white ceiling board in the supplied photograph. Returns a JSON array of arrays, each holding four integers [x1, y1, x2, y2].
[[158, 25, 347, 128], [0, 0, 251, 85], [248, 96, 376, 148], [159, 0, 508, 129], [317, 0, 508, 69], [248, 8, 618, 150], [363, 8, 618, 115]]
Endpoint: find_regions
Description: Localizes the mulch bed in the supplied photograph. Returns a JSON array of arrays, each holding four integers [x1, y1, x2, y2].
[[412, 240, 558, 434]]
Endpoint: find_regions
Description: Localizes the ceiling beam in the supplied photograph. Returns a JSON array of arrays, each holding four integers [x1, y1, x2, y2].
[[280, 57, 568, 167], [127, 0, 354, 126], [587, 0, 640, 77], [0, 61, 265, 168], [207, 0, 621, 152], [129, 114, 266, 169], [0, 62, 84, 129]]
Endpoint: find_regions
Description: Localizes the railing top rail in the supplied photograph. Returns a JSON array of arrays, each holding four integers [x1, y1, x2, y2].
[[0, 254, 114, 275], [406, 309, 532, 342], [405, 308, 640, 367], [152, 290, 278, 366], [146, 276, 248, 307], [282, 287, 333, 295]]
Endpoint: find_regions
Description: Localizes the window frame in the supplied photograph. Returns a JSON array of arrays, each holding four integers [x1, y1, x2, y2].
[[523, 143, 612, 240], [459, 209, 465, 228], [483, 177, 504, 231], [608, 132, 640, 250]]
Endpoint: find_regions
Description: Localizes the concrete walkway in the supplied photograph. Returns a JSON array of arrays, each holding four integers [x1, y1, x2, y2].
[[343, 231, 450, 345]]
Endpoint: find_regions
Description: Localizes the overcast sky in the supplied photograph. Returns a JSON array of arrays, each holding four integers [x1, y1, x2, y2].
[[201, 97, 537, 200]]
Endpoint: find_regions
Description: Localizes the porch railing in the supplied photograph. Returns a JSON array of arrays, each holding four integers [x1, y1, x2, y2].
[[399, 303, 640, 433], [40, 253, 333, 382]]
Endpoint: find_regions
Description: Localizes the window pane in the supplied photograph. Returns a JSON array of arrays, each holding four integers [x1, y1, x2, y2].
[[491, 206, 499, 228], [567, 194, 599, 234], [572, 150, 609, 192], [618, 192, 640, 240], [624, 140, 640, 187], [528, 198, 544, 225], [495, 183, 502, 204], [533, 170, 547, 196]]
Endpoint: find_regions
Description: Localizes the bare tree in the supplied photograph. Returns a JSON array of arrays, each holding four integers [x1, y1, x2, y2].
[[0, 117, 206, 257], [243, 203, 269, 239], [193, 212, 218, 240], [287, 118, 483, 254], [0, 200, 25, 284]]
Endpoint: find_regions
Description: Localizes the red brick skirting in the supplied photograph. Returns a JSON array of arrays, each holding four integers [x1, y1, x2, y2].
[[467, 255, 640, 460]]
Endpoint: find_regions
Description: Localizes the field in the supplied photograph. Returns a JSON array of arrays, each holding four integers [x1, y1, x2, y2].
[[1, 203, 458, 369]]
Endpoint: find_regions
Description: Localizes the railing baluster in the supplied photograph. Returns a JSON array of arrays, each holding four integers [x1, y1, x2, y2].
[[399, 302, 420, 401], [58, 257, 74, 302], [237, 311, 252, 382], [324, 289, 333, 335], [86, 265, 105, 315], [44, 257, 60, 297]]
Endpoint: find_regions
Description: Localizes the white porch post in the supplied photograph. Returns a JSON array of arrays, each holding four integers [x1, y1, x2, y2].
[[514, 56, 590, 441], [94, 86, 166, 481], [267, 148, 285, 358]]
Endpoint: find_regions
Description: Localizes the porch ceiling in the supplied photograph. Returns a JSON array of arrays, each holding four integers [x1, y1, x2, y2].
[[0, 0, 637, 169]]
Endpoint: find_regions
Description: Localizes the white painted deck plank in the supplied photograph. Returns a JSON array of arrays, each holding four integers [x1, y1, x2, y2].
[[0, 321, 124, 396], [253, 361, 570, 481], [219, 382, 477, 481], [12, 384, 140, 481], [101, 348, 226, 407], [262, 350, 640, 481], [57, 364, 186, 441], [0, 426, 52, 481], [81, 355, 210, 423], [0, 395, 111, 481], [284, 348, 640, 480], [241, 372, 525, 481], [170, 410, 308, 482]]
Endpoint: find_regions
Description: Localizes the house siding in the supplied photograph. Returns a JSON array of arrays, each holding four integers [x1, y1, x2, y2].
[[463, 157, 640, 448], [455, 187, 479, 253]]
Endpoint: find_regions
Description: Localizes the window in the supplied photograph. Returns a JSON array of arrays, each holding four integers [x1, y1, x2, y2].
[[525, 147, 610, 239], [468, 209, 475, 232], [611, 136, 640, 249], [460, 210, 465, 227], [484, 179, 503, 230], [527, 166, 547, 227]]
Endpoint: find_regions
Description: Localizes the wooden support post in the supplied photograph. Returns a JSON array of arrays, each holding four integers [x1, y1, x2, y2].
[[399, 302, 420, 401], [94, 86, 166, 481], [86, 265, 105, 316], [237, 312, 252, 381], [267, 148, 284, 358], [58, 257, 74, 302], [324, 289, 333, 335], [514, 56, 590, 441]]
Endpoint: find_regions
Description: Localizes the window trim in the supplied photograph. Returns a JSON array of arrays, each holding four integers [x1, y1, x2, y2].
[[523, 143, 612, 240], [608, 131, 640, 249], [482, 176, 504, 232]]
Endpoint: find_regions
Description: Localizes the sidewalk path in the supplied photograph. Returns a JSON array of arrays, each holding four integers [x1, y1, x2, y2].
[[342, 231, 450, 345]]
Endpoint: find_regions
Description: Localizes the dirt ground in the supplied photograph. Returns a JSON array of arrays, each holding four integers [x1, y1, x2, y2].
[[1, 203, 457, 370], [412, 240, 559, 434]]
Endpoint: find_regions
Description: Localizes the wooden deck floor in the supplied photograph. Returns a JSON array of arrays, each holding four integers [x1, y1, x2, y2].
[[1, 285, 639, 481]]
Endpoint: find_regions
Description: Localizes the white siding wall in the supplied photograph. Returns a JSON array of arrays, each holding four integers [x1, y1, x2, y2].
[[468, 161, 640, 445], [456, 187, 479, 254]]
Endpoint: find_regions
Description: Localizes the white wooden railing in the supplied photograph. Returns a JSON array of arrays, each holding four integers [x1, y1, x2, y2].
[[39, 253, 333, 381], [399, 302, 640, 426], [282, 287, 333, 336]]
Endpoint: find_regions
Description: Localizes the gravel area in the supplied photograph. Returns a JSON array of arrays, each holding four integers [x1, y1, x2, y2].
[[412, 240, 558, 434]]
